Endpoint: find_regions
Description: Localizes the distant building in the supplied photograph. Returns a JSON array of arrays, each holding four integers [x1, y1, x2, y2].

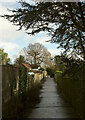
[[22, 63, 31, 70]]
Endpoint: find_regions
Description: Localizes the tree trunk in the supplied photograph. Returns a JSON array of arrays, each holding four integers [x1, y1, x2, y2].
[[34, 53, 37, 65]]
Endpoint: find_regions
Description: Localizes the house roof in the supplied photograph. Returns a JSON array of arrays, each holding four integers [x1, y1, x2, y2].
[[22, 63, 31, 69], [30, 64, 40, 69]]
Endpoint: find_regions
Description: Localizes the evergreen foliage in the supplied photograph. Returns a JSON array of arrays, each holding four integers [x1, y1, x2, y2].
[[14, 55, 26, 65], [19, 66, 27, 94], [2, 2, 85, 58], [55, 54, 85, 119], [0, 48, 10, 65]]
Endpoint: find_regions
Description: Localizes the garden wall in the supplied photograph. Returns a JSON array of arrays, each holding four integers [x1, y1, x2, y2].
[[2, 65, 44, 118], [2, 65, 18, 103]]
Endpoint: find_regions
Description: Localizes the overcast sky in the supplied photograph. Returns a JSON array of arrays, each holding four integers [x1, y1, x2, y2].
[[0, 0, 63, 63]]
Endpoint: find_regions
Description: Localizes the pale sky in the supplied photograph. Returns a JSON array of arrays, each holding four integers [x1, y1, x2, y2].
[[0, 0, 63, 63]]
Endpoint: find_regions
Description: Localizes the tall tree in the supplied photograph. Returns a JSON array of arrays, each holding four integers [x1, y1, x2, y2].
[[0, 49, 10, 65], [23, 43, 52, 67], [14, 55, 26, 65], [2, 2, 85, 58]]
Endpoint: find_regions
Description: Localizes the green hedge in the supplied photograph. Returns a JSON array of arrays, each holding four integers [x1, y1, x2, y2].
[[55, 63, 85, 119]]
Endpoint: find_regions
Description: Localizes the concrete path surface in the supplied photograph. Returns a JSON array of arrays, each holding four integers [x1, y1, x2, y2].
[[24, 77, 80, 118]]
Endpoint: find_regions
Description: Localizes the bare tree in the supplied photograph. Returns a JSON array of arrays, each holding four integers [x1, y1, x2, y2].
[[23, 43, 53, 67]]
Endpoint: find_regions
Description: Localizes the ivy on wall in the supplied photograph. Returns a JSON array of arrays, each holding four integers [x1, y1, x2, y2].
[[19, 66, 27, 94]]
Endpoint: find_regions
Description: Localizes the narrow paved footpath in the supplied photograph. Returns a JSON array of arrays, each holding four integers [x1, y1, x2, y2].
[[27, 77, 80, 118]]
